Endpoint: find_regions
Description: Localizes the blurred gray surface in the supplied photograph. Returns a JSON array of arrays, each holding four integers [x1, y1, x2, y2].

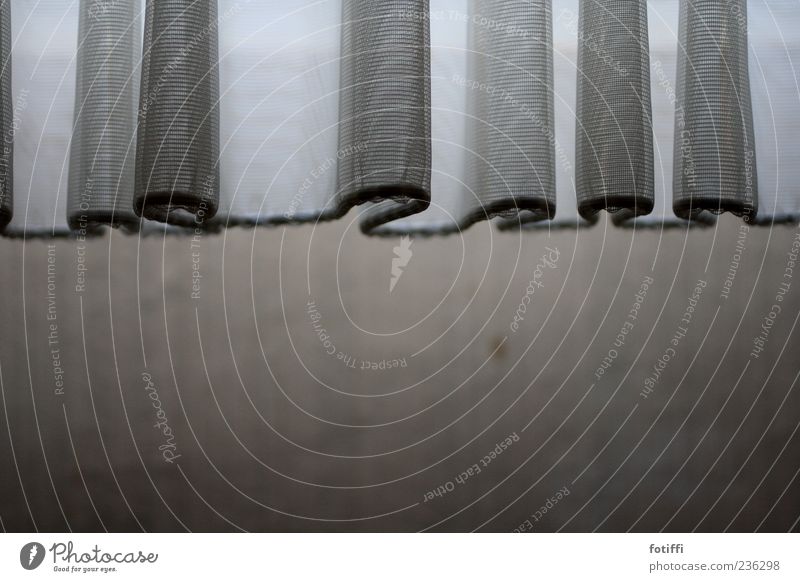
[[0, 214, 798, 532]]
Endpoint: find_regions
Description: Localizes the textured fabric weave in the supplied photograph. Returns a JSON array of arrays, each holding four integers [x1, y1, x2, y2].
[[673, 0, 758, 221], [0, 0, 10, 228], [630, 0, 693, 228], [135, 0, 219, 226], [5, 0, 76, 237], [339, 0, 432, 234], [474, 0, 555, 229], [575, 0, 654, 222], [68, 0, 140, 231], [2, 0, 799, 237]]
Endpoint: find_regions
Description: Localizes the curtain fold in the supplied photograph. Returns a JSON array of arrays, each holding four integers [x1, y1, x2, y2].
[[216, 0, 559, 235], [339, 0, 432, 234], [1, 0, 799, 238], [69, 0, 140, 232], [629, 0, 703, 228], [749, 0, 800, 224], [575, 0, 655, 224], [135, 0, 219, 226], [0, 0, 11, 229], [673, 0, 758, 222]]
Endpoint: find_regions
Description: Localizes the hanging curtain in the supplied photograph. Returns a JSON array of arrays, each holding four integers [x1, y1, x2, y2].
[[749, 0, 800, 224], [69, 0, 140, 232], [0, 0, 11, 229], [472, 0, 555, 229], [506, 0, 587, 231], [673, 0, 758, 222], [6, 0, 77, 237], [2, 0, 799, 238], [136, 0, 219, 226]]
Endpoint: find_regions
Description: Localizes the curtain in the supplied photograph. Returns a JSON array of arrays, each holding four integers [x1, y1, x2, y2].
[[6, 0, 76, 237], [576, 0, 654, 224], [673, 0, 758, 222], [2, 0, 799, 238], [70, 0, 140, 232], [0, 0, 10, 229], [750, 0, 800, 224]]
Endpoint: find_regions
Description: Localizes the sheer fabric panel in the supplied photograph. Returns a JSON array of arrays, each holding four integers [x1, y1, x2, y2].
[[68, 0, 140, 232], [673, 0, 758, 222], [749, 0, 800, 224]]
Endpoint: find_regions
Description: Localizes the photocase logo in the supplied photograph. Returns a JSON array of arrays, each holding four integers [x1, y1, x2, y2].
[[390, 236, 414, 293], [20, 542, 46, 570]]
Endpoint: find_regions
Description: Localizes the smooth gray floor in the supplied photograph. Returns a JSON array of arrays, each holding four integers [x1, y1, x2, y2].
[[1, 213, 798, 532]]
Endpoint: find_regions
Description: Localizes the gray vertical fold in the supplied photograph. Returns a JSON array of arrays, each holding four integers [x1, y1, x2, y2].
[[575, 0, 654, 223], [473, 0, 556, 230], [337, 0, 432, 234], [0, 0, 11, 229], [68, 0, 140, 232], [673, 0, 758, 222], [135, 0, 219, 227]]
